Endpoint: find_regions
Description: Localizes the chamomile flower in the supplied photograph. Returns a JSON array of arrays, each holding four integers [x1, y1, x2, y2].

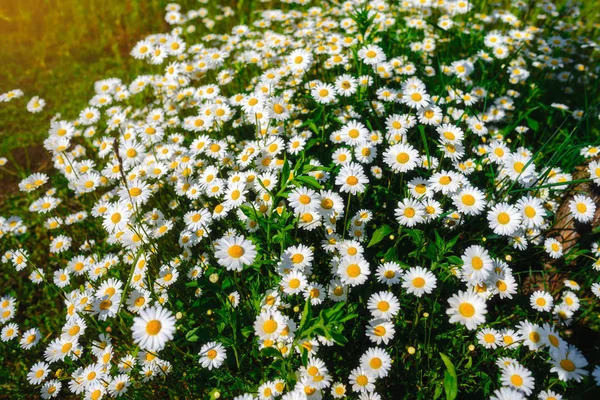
[[569, 194, 596, 223], [214, 235, 257, 272], [131, 305, 176, 352], [383, 143, 420, 173], [544, 238, 563, 259], [447, 290, 488, 330], [550, 345, 589, 382], [366, 319, 395, 345], [199, 342, 227, 370], [395, 198, 425, 227], [461, 245, 493, 284], [530, 291, 553, 312], [360, 347, 392, 378], [501, 363, 535, 395], [367, 291, 400, 320], [401, 266, 437, 297], [487, 203, 522, 236]]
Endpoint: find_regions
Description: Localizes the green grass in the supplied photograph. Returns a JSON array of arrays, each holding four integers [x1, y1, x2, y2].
[[0, 0, 170, 188]]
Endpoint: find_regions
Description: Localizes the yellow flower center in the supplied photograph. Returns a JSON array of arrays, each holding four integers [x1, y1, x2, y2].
[[510, 375, 523, 387], [560, 359, 576, 372], [458, 302, 475, 317], [497, 212, 510, 224], [412, 277, 425, 288], [146, 320, 162, 335], [263, 319, 278, 334], [396, 152, 409, 164], [347, 264, 361, 278], [228, 245, 244, 258]]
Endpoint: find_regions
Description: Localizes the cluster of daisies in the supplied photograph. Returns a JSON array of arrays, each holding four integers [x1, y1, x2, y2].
[[1, 88, 45, 113], [1, 0, 600, 399]]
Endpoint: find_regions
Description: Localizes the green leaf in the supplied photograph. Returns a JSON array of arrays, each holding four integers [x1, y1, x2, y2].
[[261, 347, 283, 360], [367, 224, 394, 248], [447, 256, 463, 266], [433, 384, 444, 400], [186, 326, 201, 342], [297, 299, 313, 334], [405, 228, 424, 246], [440, 353, 458, 400], [281, 158, 291, 191], [527, 116, 539, 131], [295, 175, 323, 190]]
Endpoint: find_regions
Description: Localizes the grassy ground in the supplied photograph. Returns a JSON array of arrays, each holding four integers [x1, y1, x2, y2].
[[0, 0, 170, 203]]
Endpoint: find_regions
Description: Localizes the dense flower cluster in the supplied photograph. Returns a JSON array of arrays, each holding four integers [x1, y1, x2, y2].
[[1, 0, 600, 399]]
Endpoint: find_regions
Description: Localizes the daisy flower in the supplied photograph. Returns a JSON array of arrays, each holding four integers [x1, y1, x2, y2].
[[446, 290, 488, 330], [331, 382, 347, 398], [517, 196, 545, 228], [402, 86, 430, 108], [453, 186, 487, 216], [41, 380, 61, 399], [335, 162, 368, 195], [337, 256, 370, 287], [281, 271, 308, 295], [198, 342, 227, 370], [401, 266, 437, 297], [360, 347, 392, 379], [550, 345, 589, 382], [490, 387, 525, 400], [214, 235, 257, 272], [383, 143, 420, 173], [20, 327, 41, 349], [334, 74, 358, 96], [477, 327, 501, 349], [254, 310, 286, 340], [544, 238, 563, 259], [487, 203, 522, 236], [311, 82, 337, 104], [131, 305, 176, 352], [395, 198, 425, 227], [287, 49, 313, 72], [366, 319, 395, 345], [376, 262, 401, 286], [107, 374, 130, 397], [358, 44, 386, 65], [518, 320, 544, 351], [530, 291, 553, 312], [1, 323, 18, 342], [367, 291, 400, 320], [461, 245, 493, 284], [348, 367, 376, 393], [289, 187, 319, 214], [569, 194, 596, 223], [27, 361, 50, 385], [501, 363, 535, 395]]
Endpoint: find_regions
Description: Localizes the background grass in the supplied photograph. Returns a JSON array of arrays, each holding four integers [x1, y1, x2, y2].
[[0, 0, 171, 204]]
